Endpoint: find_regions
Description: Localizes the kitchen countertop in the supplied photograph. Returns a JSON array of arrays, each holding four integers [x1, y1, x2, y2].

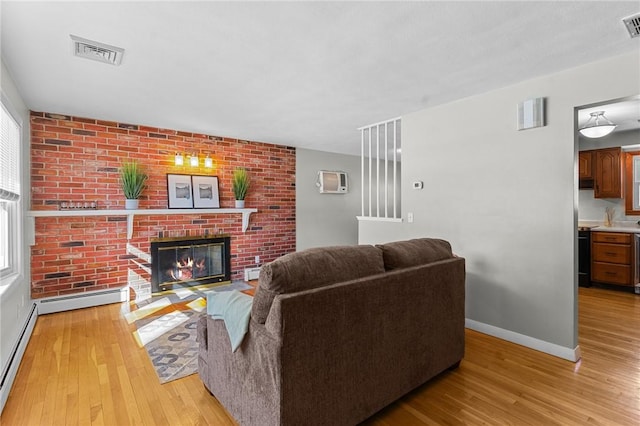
[[578, 220, 640, 233]]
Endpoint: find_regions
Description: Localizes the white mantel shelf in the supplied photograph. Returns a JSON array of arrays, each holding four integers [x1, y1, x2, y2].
[[27, 208, 258, 238]]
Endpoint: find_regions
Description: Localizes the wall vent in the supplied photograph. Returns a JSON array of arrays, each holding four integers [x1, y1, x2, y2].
[[244, 267, 261, 281], [70, 34, 124, 66], [622, 13, 640, 38]]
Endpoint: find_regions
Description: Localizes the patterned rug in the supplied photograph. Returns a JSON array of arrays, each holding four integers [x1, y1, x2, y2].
[[126, 281, 253, 384]]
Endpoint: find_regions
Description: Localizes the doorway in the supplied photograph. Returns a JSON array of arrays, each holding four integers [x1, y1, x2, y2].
[[574, 94, 640, 295]]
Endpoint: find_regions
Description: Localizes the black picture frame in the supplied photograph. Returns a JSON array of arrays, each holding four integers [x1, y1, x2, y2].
[[192, 175, 220, 208], [167, 174, 194, 208]]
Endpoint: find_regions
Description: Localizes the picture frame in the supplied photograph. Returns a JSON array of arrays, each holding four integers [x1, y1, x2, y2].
[[167, 174, 194, 208], [192, 175, 220, 208]]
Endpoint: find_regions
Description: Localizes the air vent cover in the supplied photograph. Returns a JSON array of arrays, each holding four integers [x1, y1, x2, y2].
[[70, 35, 124, 66], [622, 13, 640, 38]]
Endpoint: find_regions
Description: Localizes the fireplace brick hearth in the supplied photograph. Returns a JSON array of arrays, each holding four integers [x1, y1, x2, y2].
[[29, 112, 296, 299]]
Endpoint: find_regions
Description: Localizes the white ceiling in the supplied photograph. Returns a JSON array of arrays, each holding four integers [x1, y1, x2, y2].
[[1, 1, 639, 155]]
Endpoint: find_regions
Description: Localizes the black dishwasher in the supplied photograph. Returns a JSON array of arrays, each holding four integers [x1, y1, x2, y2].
[[578, 228, 591, 287]]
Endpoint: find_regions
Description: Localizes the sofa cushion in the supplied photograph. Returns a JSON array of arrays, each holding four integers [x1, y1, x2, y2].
[[377, 238, 453, 271], [251, 245, 385, 324]]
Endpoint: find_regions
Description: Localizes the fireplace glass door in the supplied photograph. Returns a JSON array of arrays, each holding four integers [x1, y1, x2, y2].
[[150, 235, 231, 292], [158, 243, 224, 284]]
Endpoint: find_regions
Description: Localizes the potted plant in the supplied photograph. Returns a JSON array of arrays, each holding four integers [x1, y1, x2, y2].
[[120, 160, 148, 209], [232, 168, 250, 208]]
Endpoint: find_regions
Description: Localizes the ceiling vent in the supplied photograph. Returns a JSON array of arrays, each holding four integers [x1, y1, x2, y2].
[[70, 35, 124, 66], [622, 13, 640, 38]]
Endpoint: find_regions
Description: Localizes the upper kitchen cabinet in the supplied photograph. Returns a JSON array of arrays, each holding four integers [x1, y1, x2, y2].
[[594, 147, 623, 198], [579, 151, 593, 179], [579, 150, 594, 189]]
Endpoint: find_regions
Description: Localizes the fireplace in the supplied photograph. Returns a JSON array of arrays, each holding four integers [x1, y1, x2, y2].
[[150, 235, 231, 293]]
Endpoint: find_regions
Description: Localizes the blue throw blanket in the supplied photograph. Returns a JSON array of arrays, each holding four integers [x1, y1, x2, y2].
[[206, 290, 253, 352]]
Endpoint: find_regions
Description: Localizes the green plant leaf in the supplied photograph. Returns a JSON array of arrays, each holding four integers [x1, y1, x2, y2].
[[232, 168, 250, 200], [120, 161, 148, 199]]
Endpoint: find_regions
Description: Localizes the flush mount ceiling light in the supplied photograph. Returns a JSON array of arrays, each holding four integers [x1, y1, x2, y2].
[[579, 111, 617, 138], [70, 34, 124, 66]]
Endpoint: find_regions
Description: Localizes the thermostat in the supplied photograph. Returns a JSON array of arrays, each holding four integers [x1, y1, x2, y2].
[[412, 181, 423, 190]]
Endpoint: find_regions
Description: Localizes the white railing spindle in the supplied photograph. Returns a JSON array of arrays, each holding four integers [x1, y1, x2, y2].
[[358, 117, 401, 222]]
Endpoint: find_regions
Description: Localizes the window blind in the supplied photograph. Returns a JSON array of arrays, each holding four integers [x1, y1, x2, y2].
[[0, 101, 20, 201]]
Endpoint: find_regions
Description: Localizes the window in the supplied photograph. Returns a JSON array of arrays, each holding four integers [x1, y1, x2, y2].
[[0, 202, 10, 270], [624, 150, 640, 215], [0, 95, 21, 277]]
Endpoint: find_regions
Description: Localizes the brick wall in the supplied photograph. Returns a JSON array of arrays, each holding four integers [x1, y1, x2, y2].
[[30, 112, 296, 299]]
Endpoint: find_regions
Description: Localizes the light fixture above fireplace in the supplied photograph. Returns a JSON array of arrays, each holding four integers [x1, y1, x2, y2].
[[174, 152, 215, 168]]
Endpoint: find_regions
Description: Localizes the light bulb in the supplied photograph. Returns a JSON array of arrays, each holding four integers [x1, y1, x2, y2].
[[174, 153, 184, 166], [190, 154, 199, 167], [204, 155, 213, 168]]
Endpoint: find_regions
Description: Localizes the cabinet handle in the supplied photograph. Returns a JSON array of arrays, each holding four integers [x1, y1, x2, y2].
[[605, 252, 617, 256], [605, 272, 617, 276]]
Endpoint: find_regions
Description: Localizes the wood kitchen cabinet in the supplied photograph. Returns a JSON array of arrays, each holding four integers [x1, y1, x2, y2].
[[593, 147, 623, 198], [579, 151, 593, 180], [591, 231, 638, 287], [579, 150, 594, 189]]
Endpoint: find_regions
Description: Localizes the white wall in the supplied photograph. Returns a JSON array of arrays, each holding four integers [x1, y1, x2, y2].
[[0, 58, 34, 412], [579, 129, 640, 221], [296, 149, 360, 250], [359, 51, 640, 360]]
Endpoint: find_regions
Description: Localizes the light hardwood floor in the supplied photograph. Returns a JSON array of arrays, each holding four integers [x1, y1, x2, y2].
[[1, 286, 639, 425]]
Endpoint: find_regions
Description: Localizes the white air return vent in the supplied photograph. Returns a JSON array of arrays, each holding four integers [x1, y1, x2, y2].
[[622, 13, 640, 38], [244, 267, 261, 281], [70, 35, 124, 65]]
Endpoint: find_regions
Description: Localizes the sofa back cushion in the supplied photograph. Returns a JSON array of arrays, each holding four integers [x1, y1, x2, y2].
[[251, 245, 385, 324], [377, 238, 453, 271]]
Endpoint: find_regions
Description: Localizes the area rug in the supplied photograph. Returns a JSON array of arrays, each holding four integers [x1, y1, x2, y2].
[[127, 281, 253, 384]]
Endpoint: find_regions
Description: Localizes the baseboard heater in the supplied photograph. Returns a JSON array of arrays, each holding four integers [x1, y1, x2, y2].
[[38, 287, 129, 315], [0, 302, 37, 413]]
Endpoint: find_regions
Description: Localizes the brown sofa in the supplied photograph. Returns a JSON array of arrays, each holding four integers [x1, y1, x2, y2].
[[197, 238, 465, 426]]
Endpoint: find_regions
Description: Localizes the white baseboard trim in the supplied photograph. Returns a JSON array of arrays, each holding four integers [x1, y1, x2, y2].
[[0, 303, 38, 414], [465, 318, 581, 362], [37, 286, 130, 314]]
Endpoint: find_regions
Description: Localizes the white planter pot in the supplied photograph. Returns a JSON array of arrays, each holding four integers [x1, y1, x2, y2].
[[125, 199, 139, 210], [235, 200, 245, 209]]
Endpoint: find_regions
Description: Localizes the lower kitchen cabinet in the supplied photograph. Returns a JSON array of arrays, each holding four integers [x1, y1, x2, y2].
[[591, 231, 639, 287]]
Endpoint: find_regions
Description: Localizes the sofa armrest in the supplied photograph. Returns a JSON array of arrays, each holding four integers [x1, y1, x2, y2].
[[198, 312, 284, 426], [196, 313, 208, 351]]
